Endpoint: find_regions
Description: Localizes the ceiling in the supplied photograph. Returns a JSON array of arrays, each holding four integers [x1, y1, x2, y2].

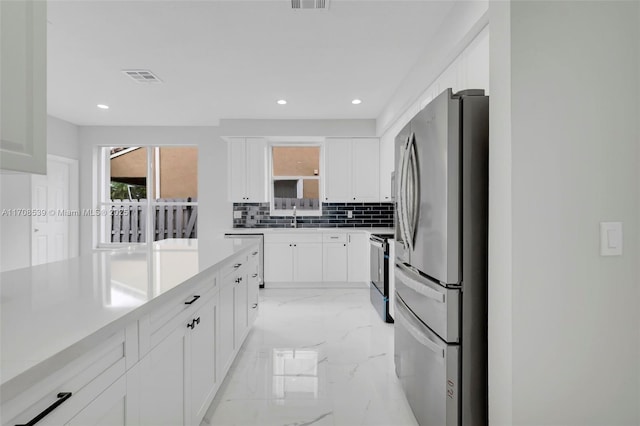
[[47, 1, 457, 126]]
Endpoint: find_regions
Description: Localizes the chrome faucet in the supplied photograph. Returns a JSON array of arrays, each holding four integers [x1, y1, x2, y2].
[[291, 205, 297, 228]]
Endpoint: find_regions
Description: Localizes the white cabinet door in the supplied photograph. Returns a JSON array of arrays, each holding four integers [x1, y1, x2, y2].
[[228, 138, 268, 202], [294, 243, 323, 282], [379, 134, 395, 202], [352, 138, 380, 202], [217, 281, 235, 376], [66, 375, 127, 426], [139, 326, 187, 426], [228, 138, 247, 202], [245, 138, 268, 202], [0, 0, 47, 174], [264, 242, 294, 282], [322, 242, 348, 282], [189, 294, 217, 424], [233, 275, 248, 347], [347, 233, 369, 283], [324, 138, 352, 202]]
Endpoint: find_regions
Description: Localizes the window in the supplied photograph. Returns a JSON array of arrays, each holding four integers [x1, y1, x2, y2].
[[270, 145, 321, 215], [99, 146, 198, 245]]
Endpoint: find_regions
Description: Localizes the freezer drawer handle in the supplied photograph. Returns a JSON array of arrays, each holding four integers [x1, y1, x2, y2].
[[16, 392, 72, 426], [396, 268, 445, 303], [396, 307, 445, 358]]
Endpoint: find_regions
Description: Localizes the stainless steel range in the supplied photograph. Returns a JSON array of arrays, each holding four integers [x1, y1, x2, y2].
[[369, 232, 394, 323]]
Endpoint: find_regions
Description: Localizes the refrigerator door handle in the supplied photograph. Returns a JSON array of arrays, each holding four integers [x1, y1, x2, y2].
[[395, 301, 445, 358], [396, 268, 445, 303], [397, 136, 411, 250], [400, 136, 413, 251], [408, 132, 420, 247]]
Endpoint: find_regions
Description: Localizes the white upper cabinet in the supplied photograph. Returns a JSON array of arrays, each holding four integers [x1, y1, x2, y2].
[[324, 138, 352, 202], [228, 137, 268, 202], [324, 138, 379, 202], [379, 134, 395, 202], [351, 138, 379, 202], [0, 0, 47, 174]]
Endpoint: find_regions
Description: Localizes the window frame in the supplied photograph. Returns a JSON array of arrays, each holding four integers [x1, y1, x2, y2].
[[97, 145, 198, 248], [268, 141, 323, 217]]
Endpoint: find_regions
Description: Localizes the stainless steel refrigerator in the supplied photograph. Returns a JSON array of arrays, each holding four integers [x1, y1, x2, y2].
[[394, 89, 488, 426]]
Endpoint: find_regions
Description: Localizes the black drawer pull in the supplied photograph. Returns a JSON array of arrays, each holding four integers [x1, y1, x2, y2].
[[16, 392, 72, 426], [233, 263, 242, 269], [252, 303, 258, 309], [184, 295, 200, 305], [252, 251, 258, 256], [187, 321, 195, 329], [252, 273, 258, 278], [195, 316, 200, 325]]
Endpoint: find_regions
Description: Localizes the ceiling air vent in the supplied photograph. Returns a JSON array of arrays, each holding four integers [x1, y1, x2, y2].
[[122, 69, 162, 84], [291, 0, 330, 10]]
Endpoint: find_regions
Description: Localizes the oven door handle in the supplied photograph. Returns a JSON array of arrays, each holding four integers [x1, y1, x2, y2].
[[369, 239, 385, 249]]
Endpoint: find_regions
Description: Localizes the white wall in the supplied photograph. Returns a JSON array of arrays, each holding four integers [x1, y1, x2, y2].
[[490, 1, 640, 424], [376, 0, 489, 137], [487, 1, 512, 424], [77, 119, 374, 255], [0, 116, 80, 272]]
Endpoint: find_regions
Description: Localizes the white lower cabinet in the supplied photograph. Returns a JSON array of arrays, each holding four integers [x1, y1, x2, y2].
[[189, 294, 218, 423], [347, 232, 370, 283], [322, 233, 348, 282], [66, 375, 128, 426], [1, 244, 260, 426], [217, 281, 235, 378], [264, 234, 323, 283], [233, 274, 248, 348], [2, 332, 132, 426], [264, 242, 294, 282], [293, 242, 323, 282], [264, 232, 372, 284], [138, 325, 188, 426]]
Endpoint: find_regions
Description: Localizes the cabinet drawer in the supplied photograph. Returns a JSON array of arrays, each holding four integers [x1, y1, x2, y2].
[[221, 254, 249, 278], [2, 332, 127, 426], [264, 233, 323, 244], [323, 233, 347, 243], [139, 276, 217, 356], [148, 276, 217, 333]]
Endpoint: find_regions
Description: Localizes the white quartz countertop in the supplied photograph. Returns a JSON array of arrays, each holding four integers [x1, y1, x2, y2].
[[0, 238, 257, 400], [225, 227, 394, 235]]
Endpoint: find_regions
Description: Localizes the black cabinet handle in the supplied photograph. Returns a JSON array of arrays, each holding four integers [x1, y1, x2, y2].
[[187, 321, 195, 329], [195, 317, 200, 325], [16, 392, 72, 426], [252, 273, 258, 278], [184, 295, 200, 305], [252, 303, 258, 309], [252, 251, 258, 256], [233, 263, 242, 269]]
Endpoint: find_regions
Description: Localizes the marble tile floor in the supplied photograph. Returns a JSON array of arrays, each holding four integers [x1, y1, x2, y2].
[[201, 288, 418, 426]]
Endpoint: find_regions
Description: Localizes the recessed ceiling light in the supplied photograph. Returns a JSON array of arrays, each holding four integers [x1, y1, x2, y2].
[[351, 99, 362, 105], [97, 104, 109, 110], [277, 99, 287, 105]]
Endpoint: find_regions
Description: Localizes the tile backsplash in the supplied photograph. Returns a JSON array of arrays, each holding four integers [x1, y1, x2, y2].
[[233, 202, 394, 228]]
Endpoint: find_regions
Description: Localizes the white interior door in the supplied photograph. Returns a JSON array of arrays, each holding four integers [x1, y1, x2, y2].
[[31, 156, 77, 265]]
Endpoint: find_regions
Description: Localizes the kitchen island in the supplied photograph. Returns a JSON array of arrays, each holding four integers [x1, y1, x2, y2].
[[0, 237, 261, 426]]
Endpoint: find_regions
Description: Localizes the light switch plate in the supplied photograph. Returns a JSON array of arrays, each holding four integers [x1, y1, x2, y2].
[[600, 222, 623, 256]]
